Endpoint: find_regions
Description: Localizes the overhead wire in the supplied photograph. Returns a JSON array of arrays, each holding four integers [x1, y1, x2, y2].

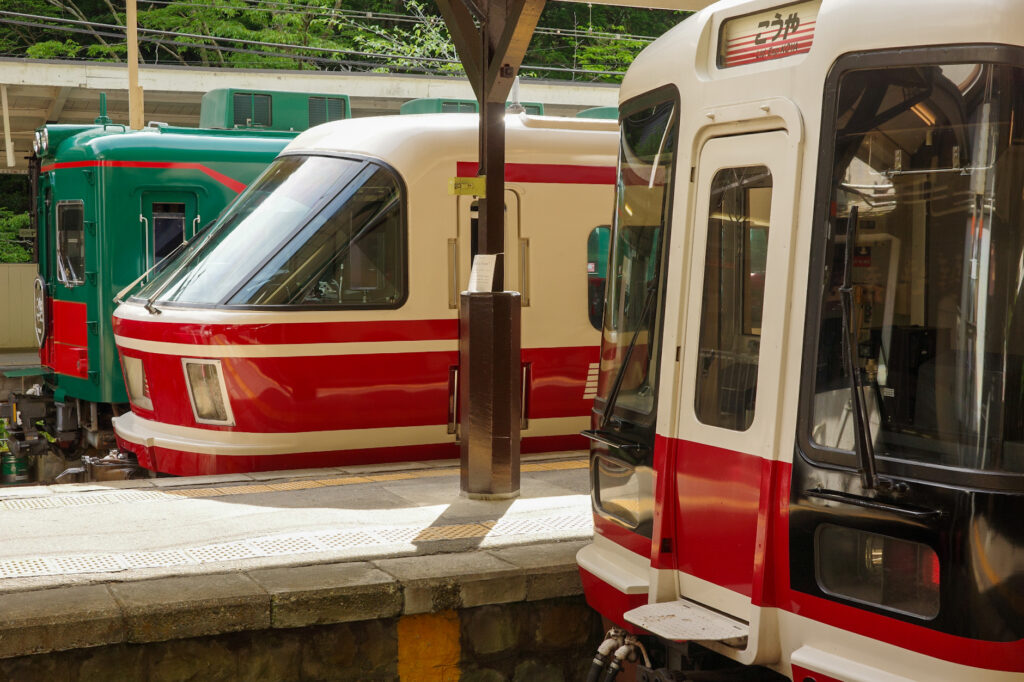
[[0, 10, 628, 76], [134, 0, 662, 42]]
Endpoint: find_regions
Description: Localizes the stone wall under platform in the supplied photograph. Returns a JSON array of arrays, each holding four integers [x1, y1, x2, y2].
[[0, 541, 603, 681]]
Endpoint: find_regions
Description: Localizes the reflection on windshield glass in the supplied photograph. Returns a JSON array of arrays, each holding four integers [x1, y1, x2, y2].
[[137, 155, 363, 305], [598, 99, 677, 420], [812, 62, 1024, 474], [229, 165, 403, 306]]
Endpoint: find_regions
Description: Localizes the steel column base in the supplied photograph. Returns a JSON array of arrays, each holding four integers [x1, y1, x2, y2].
[[459, 291, 521, 498]]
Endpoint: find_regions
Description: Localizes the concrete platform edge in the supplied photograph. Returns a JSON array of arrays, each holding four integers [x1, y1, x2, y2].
[[0, 539, 588, 660]]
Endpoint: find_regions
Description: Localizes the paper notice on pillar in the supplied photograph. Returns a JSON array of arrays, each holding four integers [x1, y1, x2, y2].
[[468, 254, 497, 292]]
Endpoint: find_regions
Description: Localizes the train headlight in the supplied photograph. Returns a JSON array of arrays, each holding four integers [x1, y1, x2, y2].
[[183, 359, 234, 425], [123, 356, 153, 411], [815, 524, 939, 619], [592, 454, 653, 530], [33, 129, 48, 155]]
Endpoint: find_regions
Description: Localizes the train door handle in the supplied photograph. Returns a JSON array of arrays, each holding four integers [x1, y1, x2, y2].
[[191, 215, 201, 238], [447, 365, 459, 436], [521, 362, 532, 430], [139, 215, 149, 269], [519, 238, 530, 306], [447, 238, 459, 309]]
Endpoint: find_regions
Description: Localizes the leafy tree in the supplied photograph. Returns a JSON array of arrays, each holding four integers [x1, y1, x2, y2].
[[0, 209, 32, 264], [25, 38, 81, 59], [0, 0, 688, 80]]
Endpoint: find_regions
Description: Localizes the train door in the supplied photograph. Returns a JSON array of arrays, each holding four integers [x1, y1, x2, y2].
[[140, 191, 199, 271], [652, 130, 794, 660]]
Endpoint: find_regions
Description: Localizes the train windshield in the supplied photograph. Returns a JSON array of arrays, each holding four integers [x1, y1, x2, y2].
[[812, 61, 1024, 474], [596, 98, 677, 422], [136, 154, 404, 308]]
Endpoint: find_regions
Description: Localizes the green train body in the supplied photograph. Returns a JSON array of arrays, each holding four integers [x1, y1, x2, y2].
[[575, 106, 619, 120], [399, 97, 545, 116], [3, 91, 345, 479], [199, 88, 351, 131]]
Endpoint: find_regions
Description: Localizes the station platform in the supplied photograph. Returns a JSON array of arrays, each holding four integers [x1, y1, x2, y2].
[[0, 451, 596, 677]]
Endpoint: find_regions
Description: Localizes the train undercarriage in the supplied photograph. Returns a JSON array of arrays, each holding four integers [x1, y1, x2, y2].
[[1, 387, 147, 484]]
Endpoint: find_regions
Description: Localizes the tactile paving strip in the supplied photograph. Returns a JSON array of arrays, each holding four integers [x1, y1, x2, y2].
[[0, 510, 593, 579], [0, 456, 590, 579]]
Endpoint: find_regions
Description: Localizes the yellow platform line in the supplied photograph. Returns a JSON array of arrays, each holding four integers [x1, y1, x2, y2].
[[0, 458, 588, 510]]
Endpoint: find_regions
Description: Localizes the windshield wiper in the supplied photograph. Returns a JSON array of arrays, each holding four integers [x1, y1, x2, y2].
[[582, 281, 658, 458], [839, 206, 879, 489]]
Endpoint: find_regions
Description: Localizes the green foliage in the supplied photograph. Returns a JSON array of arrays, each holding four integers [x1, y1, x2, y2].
[[0, 209, 31, 264], [0, 0, 688, 81], [0, 175, 29, 214], [346, 1, 463, 75], [25, 39, 81, 59]]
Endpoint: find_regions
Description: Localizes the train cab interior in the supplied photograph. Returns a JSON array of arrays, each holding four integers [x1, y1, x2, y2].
[[809, 60, 1024, 476]]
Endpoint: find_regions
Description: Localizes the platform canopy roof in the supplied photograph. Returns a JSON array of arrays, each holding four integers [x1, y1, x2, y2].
[[560, 0, 714, 8]]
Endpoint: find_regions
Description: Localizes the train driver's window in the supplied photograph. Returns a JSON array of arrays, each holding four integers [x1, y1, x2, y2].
[[230, 161, 405, 308], [587, 226, 610, 330], [55, 200, 85, 287], [694, 166, 773, 431], [152, 202, 186, 261]]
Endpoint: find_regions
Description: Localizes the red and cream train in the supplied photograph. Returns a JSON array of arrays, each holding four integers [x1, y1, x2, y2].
[[578, 0, 1024, 680], [111, 112, 617, 475]]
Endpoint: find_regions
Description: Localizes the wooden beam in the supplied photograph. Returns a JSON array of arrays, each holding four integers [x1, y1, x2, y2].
[[436, 0, 485, 100], [45, 86, 72, 123], [555, 0, 713, 8], [126, 0, 145, 129], [483, 0, 545, 103], [1, 85, 13, 168]]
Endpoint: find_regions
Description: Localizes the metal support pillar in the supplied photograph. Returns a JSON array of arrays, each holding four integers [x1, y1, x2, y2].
[[437, 0, 545, 498], [459, 291, 521, 498]]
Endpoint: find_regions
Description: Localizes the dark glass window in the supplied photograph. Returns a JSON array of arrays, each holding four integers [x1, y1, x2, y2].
[[231, 164, 402, 306], [810, 62, 1024, 474], [308, 97, 347, 126], [152, 202, 185, 261], [56, 201, 84, 286], [695, 167, 773, 431], [596, 98, 678, 421], [588, 226, 610, 330], [233, 92, 271, 127], [441, 101, 476, 113]]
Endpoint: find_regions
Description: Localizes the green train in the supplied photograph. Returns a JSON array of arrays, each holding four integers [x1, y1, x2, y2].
[[399, 97, 545, 116], [1, 88, 348, 482]]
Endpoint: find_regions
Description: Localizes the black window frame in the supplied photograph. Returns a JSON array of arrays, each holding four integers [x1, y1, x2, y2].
[[593, 83, 681, 430], [142, 152, 410, 312], [55, 199, 85, 287], [796, 44, 1024, 493]]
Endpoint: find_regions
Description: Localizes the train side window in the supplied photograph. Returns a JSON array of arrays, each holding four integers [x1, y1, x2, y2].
[[233, 92, 271, 127], [152, 202, 186, 261], [588, 226, 610, 330], [55, 200, 85, 287], [308, 97, 347, 126], [694, 166, 773, 431]]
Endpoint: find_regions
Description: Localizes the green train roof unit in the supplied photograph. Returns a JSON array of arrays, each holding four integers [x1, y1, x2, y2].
[[199, 88, 351, 131], [399, 98, 545, 116], [576, 106, 619, 120]]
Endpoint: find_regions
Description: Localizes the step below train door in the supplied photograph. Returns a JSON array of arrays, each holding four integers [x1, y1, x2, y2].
[[628, 128, 797, 665], [446, 191, 520, 439]]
